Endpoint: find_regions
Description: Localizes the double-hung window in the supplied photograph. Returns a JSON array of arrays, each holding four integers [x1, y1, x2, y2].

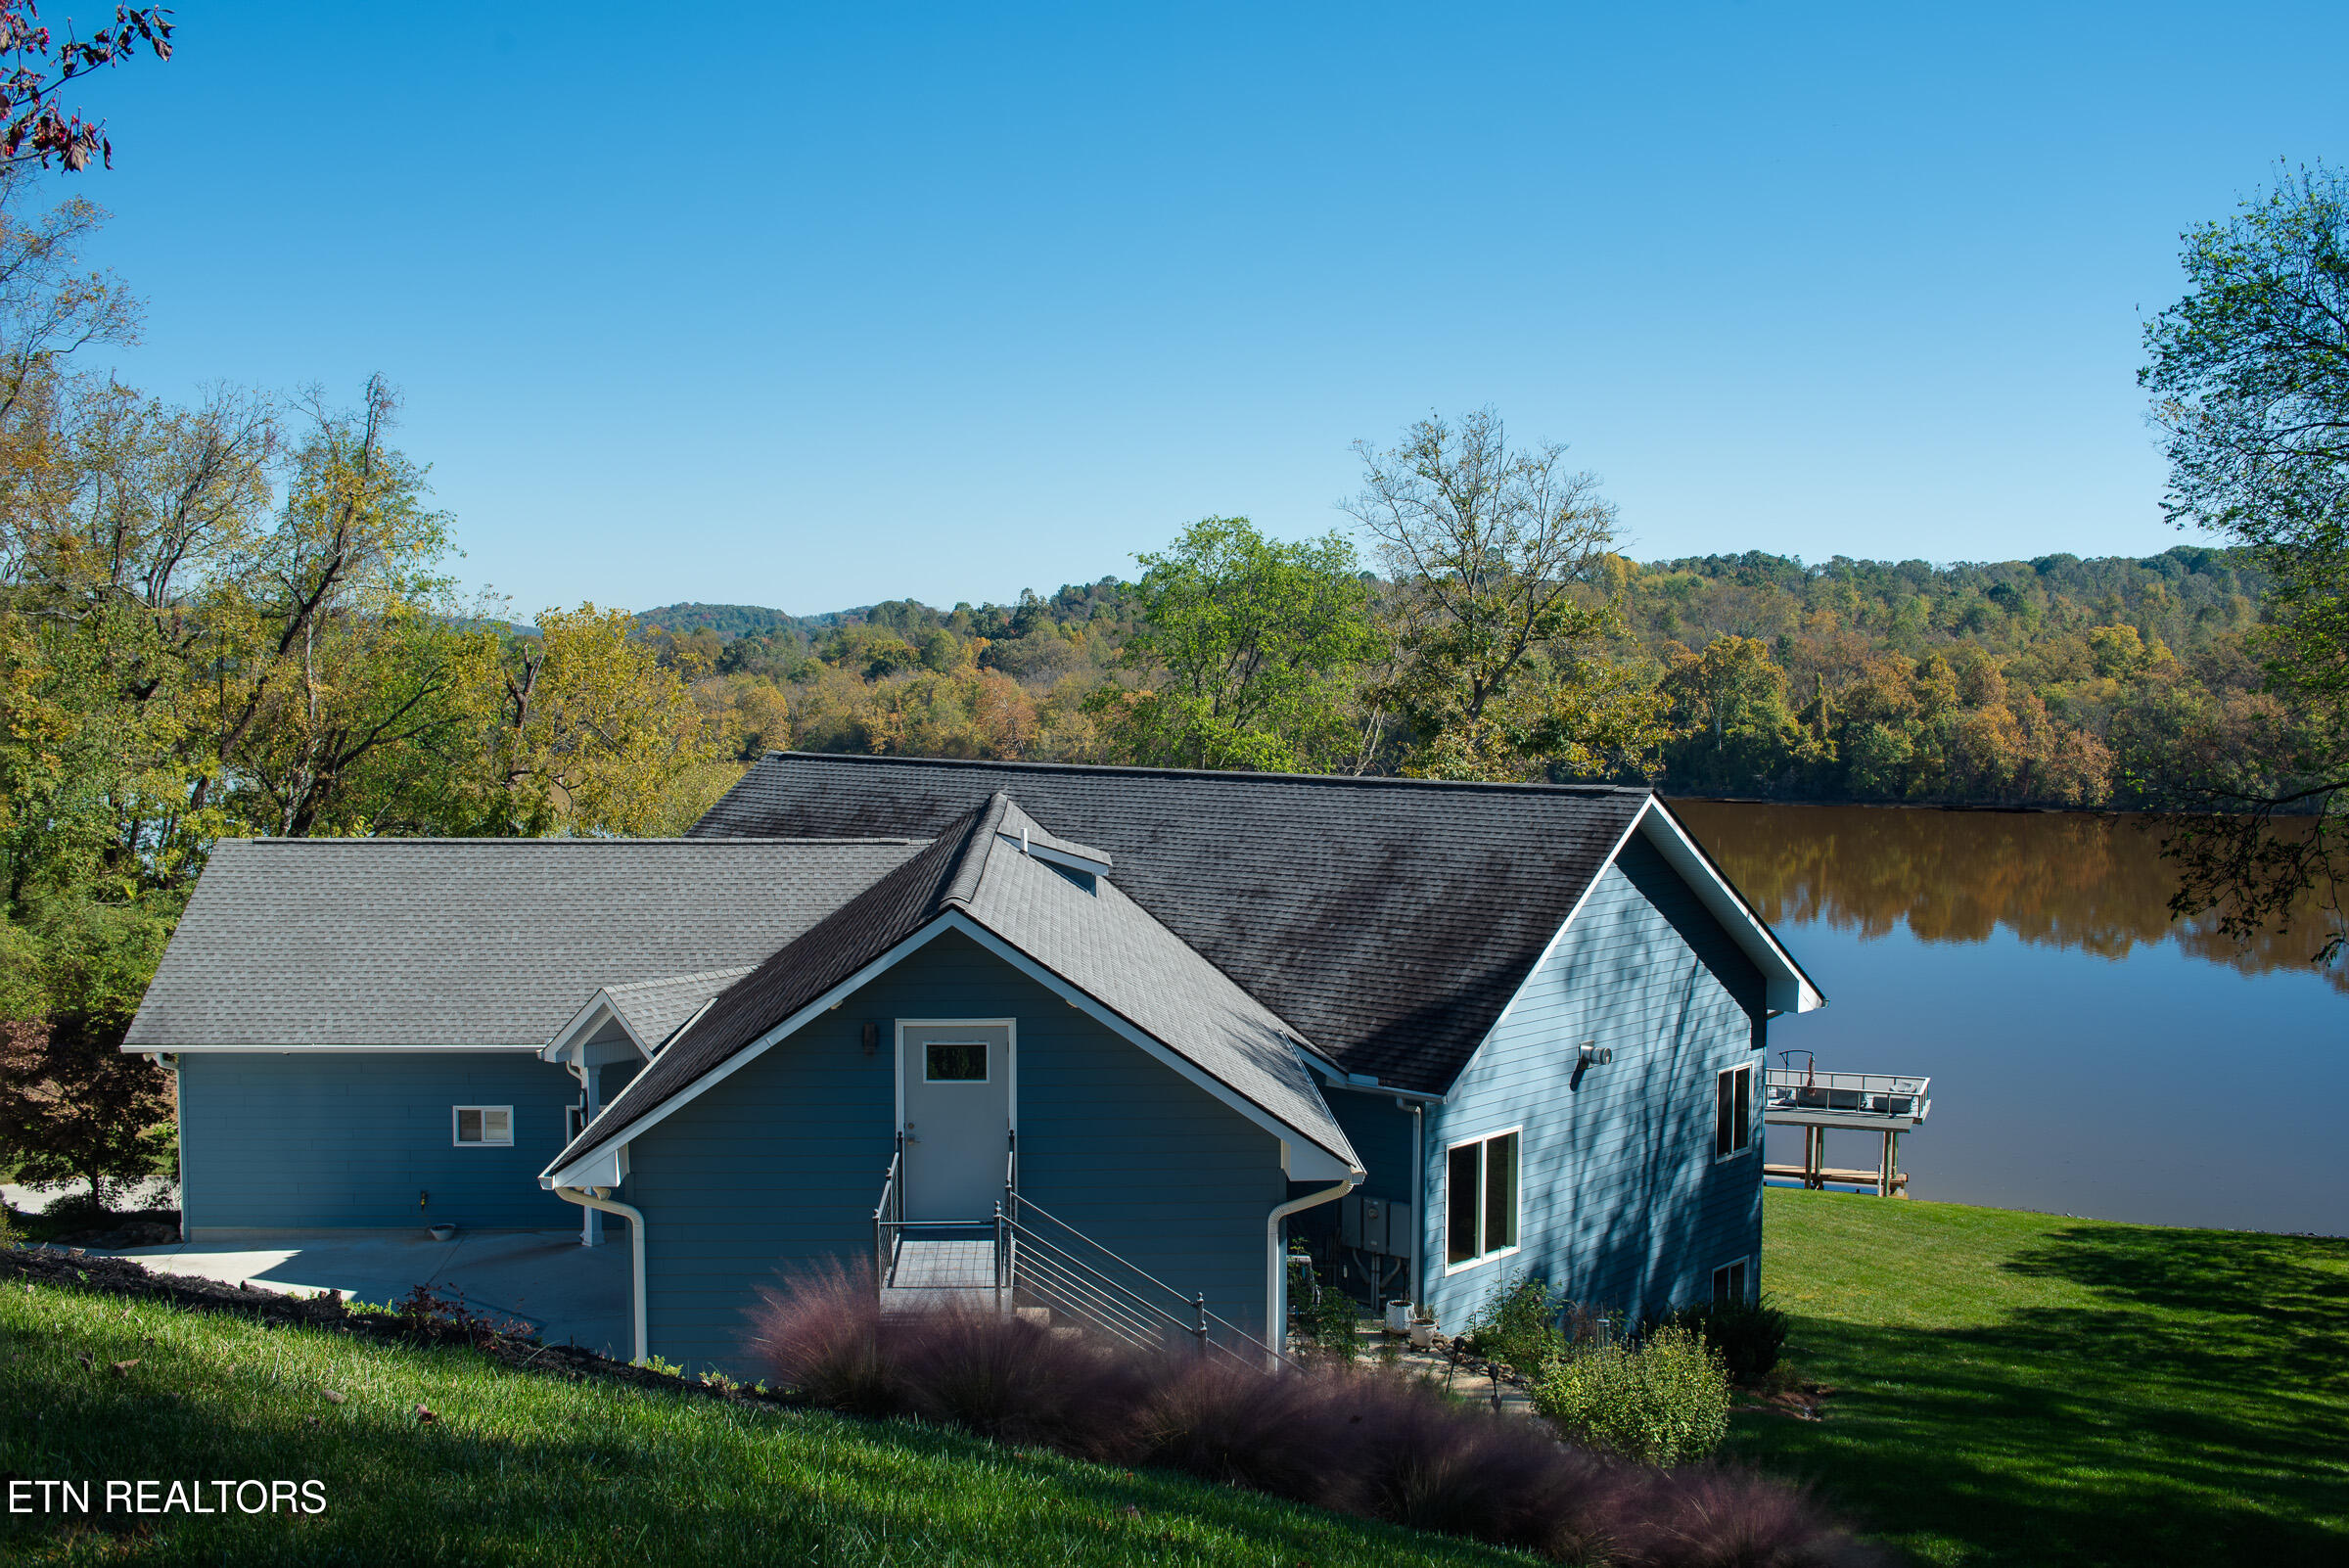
[[1444, 1130, 1520, 1269], [453, 1106, 513, 1147], [1714, 1065, 1753, 1159]]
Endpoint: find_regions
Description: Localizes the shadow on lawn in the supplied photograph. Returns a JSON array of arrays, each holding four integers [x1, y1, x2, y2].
[[1732, 1225, 2349, 1568]]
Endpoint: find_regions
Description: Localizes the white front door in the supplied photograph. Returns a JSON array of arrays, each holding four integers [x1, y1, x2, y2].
[[898, 1021, 1014, 1221]]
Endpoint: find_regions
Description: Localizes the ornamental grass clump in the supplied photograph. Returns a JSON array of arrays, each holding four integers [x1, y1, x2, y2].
[[748, 1272, 1868, 1565], [1531, 1323, 1731, 1467]]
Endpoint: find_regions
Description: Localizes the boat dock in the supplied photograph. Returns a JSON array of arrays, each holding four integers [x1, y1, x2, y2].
[[1762, 1065, 1932, 1196]]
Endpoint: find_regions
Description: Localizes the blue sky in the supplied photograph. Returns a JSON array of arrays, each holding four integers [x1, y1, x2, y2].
[[59, 2, 2349, 618]]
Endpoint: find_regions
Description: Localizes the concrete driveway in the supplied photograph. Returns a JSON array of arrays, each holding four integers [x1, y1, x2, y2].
[[65, 1228, 632, 1361]]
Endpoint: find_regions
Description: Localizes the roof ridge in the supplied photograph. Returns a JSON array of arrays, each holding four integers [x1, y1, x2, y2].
[[757, 751, 1654, 799], [233, 835, 930, 847], [939, 793, 1015, 911], [603, 965, 758, 993]]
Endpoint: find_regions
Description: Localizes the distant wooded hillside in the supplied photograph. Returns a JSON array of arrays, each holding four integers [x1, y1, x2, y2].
[[627, 546, 2276, 812]]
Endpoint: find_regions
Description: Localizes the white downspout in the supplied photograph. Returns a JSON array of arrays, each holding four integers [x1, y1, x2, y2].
[[554, 1185, 647, 1364], [1267, 1166, 1358, 1358]]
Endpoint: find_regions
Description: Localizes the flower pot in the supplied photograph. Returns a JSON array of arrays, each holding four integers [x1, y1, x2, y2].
[[1383, 1302, 1412, 1333], [1408, 1320, 1439, 1349], [428, 1223, 458, 1242]]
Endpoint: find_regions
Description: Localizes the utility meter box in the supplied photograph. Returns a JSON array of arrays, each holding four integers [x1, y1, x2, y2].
[[1340, 1193, 1414, 1257]]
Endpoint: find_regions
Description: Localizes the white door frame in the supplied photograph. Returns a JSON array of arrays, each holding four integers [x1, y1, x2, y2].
[[894, 1018, 1020, 1186]]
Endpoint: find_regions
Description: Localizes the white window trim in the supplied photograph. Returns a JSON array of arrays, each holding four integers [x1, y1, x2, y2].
[[1712, 1255, 1753, 1304], [452, 1105, 514, 1148], [1714, 1063, 1755, 1163], [1440, 1126, 1523, 1276]]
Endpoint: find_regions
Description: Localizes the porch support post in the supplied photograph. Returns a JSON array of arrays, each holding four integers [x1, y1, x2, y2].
[[577, 1043, 603, 1248]]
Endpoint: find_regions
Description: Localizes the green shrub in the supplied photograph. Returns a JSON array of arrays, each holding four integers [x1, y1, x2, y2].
[[1287, 1259, 1361, 1362], [1531, 1323, 1730, 1465], [1458, 1270, 1567, 1373], [1667, 1295, 1790, 1385]]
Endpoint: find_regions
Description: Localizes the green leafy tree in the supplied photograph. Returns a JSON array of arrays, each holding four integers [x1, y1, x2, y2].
[[1343, 409, 1670, 781], [2141, 161, 2349, 966], [1092, 517, 1384, 772]]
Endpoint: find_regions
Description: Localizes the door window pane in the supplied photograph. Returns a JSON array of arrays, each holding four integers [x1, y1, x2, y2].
[[1446, 1142, 1481, 1265], [925, 1040, 989, 1082]]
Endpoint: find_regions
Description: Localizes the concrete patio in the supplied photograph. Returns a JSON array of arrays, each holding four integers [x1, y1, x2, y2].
[[34, 1222, 632, 1361]]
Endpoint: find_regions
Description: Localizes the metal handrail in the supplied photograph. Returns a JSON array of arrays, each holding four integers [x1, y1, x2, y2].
[[871, 1133, 1287, 1368]]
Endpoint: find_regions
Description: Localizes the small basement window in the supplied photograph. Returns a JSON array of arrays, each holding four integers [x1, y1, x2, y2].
[[453, 1106, 513, 1147], [1712, 1257, 1751, 1305], [1715, 1064, 1754, 1159], [925, 1040, 990, 1082], [1444, 1129, 1520, 1270]]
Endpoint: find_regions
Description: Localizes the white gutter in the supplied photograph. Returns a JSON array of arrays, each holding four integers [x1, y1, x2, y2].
[[1267, 1169, 1358, 1358], [553, 1186, 647, 1364]]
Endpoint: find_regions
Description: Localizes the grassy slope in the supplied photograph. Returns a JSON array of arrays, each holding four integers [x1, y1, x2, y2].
[[0, 1281, 1529, 1568], [1733, 1189, 2349, 1568]]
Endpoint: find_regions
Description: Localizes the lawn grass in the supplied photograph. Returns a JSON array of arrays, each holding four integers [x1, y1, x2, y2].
[[0, 1274, 1531, 1567], [1734, 1188, 2349, 1568]]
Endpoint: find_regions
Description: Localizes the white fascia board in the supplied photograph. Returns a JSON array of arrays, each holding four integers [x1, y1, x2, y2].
[[540, 919, 959, 1188], [539, 1144, 622, 1189], [1636, 802, 1824, 1014], [944, 912, 1364, 1176], [540, 995, 652, 1064], [1281, 1139, 1356, 1183], [122, 1042, 549, 1054]]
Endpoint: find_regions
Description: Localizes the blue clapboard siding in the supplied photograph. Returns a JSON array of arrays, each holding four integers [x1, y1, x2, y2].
[[1420, 832, 1766, 1329], [177, 1052, 580, 1232], [1328, 1090, 1415, 1202], [622, 928, 1287, 1375]]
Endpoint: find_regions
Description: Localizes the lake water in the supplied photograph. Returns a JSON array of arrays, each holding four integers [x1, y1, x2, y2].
[[1675, 801, 2348, 1237]]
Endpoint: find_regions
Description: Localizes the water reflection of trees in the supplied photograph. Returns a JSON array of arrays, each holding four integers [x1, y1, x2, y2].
[[1675, 801, 2348, 993]]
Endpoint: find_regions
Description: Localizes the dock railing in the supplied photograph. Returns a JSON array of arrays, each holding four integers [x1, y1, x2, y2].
[[1765, 1068, 1930, 1122]]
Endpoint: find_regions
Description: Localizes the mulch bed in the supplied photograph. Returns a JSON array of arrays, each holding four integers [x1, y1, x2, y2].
[[0, 1242, 793, 1407]]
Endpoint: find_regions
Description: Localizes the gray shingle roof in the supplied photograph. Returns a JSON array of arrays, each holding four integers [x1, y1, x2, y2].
[[594, 967, 756, 1051], [548, 795, 1358, 1178], [689, 754, 1658, 1094], [124, 838, 925, 1049]]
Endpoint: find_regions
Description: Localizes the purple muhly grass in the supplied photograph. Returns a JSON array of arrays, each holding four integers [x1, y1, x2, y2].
[[1130, 1352, 1364, 1509], [892, 1302, 1154, 1458], [1597, 1462, 1887, 1568], [746, 1262, 906, 1418], [1316, 1369, 1610, 1557]]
